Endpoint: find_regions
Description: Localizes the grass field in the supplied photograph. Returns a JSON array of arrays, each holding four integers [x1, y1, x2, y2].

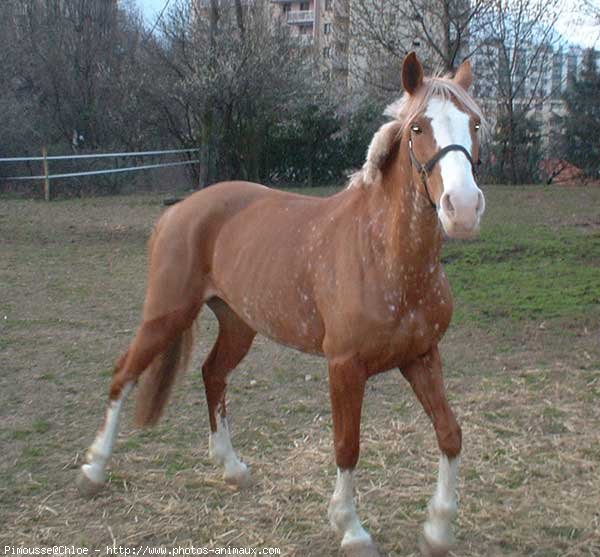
[[1, 184, 600, 556]]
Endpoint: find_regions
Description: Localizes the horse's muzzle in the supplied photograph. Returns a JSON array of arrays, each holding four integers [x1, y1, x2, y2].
[[438, 187, 485, 239]]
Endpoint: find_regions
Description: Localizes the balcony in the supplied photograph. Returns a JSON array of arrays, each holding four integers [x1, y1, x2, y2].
[[287, 10, 314, 24]]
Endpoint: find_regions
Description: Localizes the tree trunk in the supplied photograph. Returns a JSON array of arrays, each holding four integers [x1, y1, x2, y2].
[[197, 0, 220, 188], [506, 107, 518, 185], [234, 0, 245, 37], [443, 0, 452, 71], [308, 140, 315, 187], [247, 121, 261, 183], [199, 113, 212, 189]]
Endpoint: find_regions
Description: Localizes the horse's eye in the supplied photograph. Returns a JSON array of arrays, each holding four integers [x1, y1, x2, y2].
[[411, 124, 422, 134], [474, 122, 481, 131]]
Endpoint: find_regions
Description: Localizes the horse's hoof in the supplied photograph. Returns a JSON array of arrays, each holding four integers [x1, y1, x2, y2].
[[342, 539, 381, 557], [76, 469, 105, 498], [419, 536, 450, 557], [223, 461, 250, 488]]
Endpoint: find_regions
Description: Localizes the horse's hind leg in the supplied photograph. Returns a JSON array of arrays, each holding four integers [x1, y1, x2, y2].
[[77, 302, 199, 497], [202, 298, 255, 488], [77, 355, 134, 497], [78, 220, 204, 497], [77, 346, 138, 496]]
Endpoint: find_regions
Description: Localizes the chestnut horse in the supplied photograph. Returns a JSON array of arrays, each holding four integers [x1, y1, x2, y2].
[[78, 53, 486, 557]]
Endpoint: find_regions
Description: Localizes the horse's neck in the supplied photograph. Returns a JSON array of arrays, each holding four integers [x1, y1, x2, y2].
[[362, 148, 442, 278]]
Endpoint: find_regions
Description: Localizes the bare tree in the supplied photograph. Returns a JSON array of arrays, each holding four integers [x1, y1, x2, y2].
[[0, 0, 394, 191], [581, 0, 600, 25], [1, 0, 149, 152], [348, 0, 494, 93], [150, 0, 319, 187], [477, 0, 562, 183], [0, 2, 40, 160]]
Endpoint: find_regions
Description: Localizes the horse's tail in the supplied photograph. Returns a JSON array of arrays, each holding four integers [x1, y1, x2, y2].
[[129, 209, 200, 428], [133, 324, 195, 428]]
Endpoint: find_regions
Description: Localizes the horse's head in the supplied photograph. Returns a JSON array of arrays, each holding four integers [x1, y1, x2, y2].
[[372, 53, 485, 239]]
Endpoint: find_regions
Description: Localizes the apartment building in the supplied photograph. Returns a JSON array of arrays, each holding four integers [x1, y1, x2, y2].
[[271, 0, 428, 90], [470, 42, 589, 149], [192, 0, 424, 89], [192, 0, 336, 65], [270, 0, 337, 65]]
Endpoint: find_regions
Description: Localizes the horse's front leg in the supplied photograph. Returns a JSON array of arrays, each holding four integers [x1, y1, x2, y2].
[[401, 346, 462, 557], [327, 356, 380, 557]]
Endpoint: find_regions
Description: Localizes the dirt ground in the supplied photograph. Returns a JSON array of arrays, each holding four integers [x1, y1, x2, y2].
[[1, 187, 599, 556]]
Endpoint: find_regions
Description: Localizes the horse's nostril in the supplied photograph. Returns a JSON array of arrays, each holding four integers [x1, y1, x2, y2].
[[441, 193, 455, 216]]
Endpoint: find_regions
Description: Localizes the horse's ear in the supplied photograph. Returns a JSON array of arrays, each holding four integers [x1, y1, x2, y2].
[[402, 52, 423, 95], [454, 59, 473, 91]]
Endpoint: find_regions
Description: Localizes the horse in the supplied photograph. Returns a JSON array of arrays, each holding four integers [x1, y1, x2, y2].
[[77, 52, 486, 557]]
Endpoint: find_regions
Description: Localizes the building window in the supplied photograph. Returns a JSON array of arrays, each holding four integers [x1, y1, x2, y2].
[[300, 2, 309, 10], [323, 46, 331, 58], [324, 23, 331, 35], [325, 0, 332, 10]]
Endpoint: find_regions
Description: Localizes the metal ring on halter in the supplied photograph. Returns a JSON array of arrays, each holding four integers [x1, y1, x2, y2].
[[408, 138, 478, 210]]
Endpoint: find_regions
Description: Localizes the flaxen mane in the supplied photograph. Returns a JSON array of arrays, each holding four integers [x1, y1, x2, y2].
[[350, 75, 487, 188]]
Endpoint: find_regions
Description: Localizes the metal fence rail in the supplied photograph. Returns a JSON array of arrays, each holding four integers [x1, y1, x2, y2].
[[0, 148, 200, 163], [2, 159, 200, 181], [0, 147, 200, 200]]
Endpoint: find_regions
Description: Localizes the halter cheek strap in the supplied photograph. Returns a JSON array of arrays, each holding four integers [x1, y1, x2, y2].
[[408, 138, 478, 210]]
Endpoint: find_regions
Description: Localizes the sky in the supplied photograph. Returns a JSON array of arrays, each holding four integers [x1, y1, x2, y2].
[[135, 0, 169, 23], [134, 0, 599, 49], [555, 0, 600, 48]]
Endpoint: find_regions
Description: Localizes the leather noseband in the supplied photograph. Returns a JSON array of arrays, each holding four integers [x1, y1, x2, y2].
[[408, 138, 478, 209]]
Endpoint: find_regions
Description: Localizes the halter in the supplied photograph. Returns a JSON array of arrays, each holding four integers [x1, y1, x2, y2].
[[408, 138, 477, 209]]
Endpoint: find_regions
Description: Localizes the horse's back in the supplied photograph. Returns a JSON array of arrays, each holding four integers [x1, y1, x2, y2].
[[152, 182, 271, 251], [164, 181, 329, 228], [175, 181, 275, 218], [144, 182, 273, 318]]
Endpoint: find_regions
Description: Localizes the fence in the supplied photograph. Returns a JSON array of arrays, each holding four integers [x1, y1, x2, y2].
[[0, 147, 200, 200]]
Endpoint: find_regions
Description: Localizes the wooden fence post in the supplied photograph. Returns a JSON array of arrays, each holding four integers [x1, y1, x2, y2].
[[42, 146, 50, 201], [112, 155, 120, 193]]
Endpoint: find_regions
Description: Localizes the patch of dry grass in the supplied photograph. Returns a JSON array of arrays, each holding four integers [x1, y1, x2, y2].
[[1, 188, 599, 556]]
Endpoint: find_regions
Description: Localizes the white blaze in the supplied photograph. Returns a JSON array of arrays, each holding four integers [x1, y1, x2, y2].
[[425, 98, 484, 237]]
